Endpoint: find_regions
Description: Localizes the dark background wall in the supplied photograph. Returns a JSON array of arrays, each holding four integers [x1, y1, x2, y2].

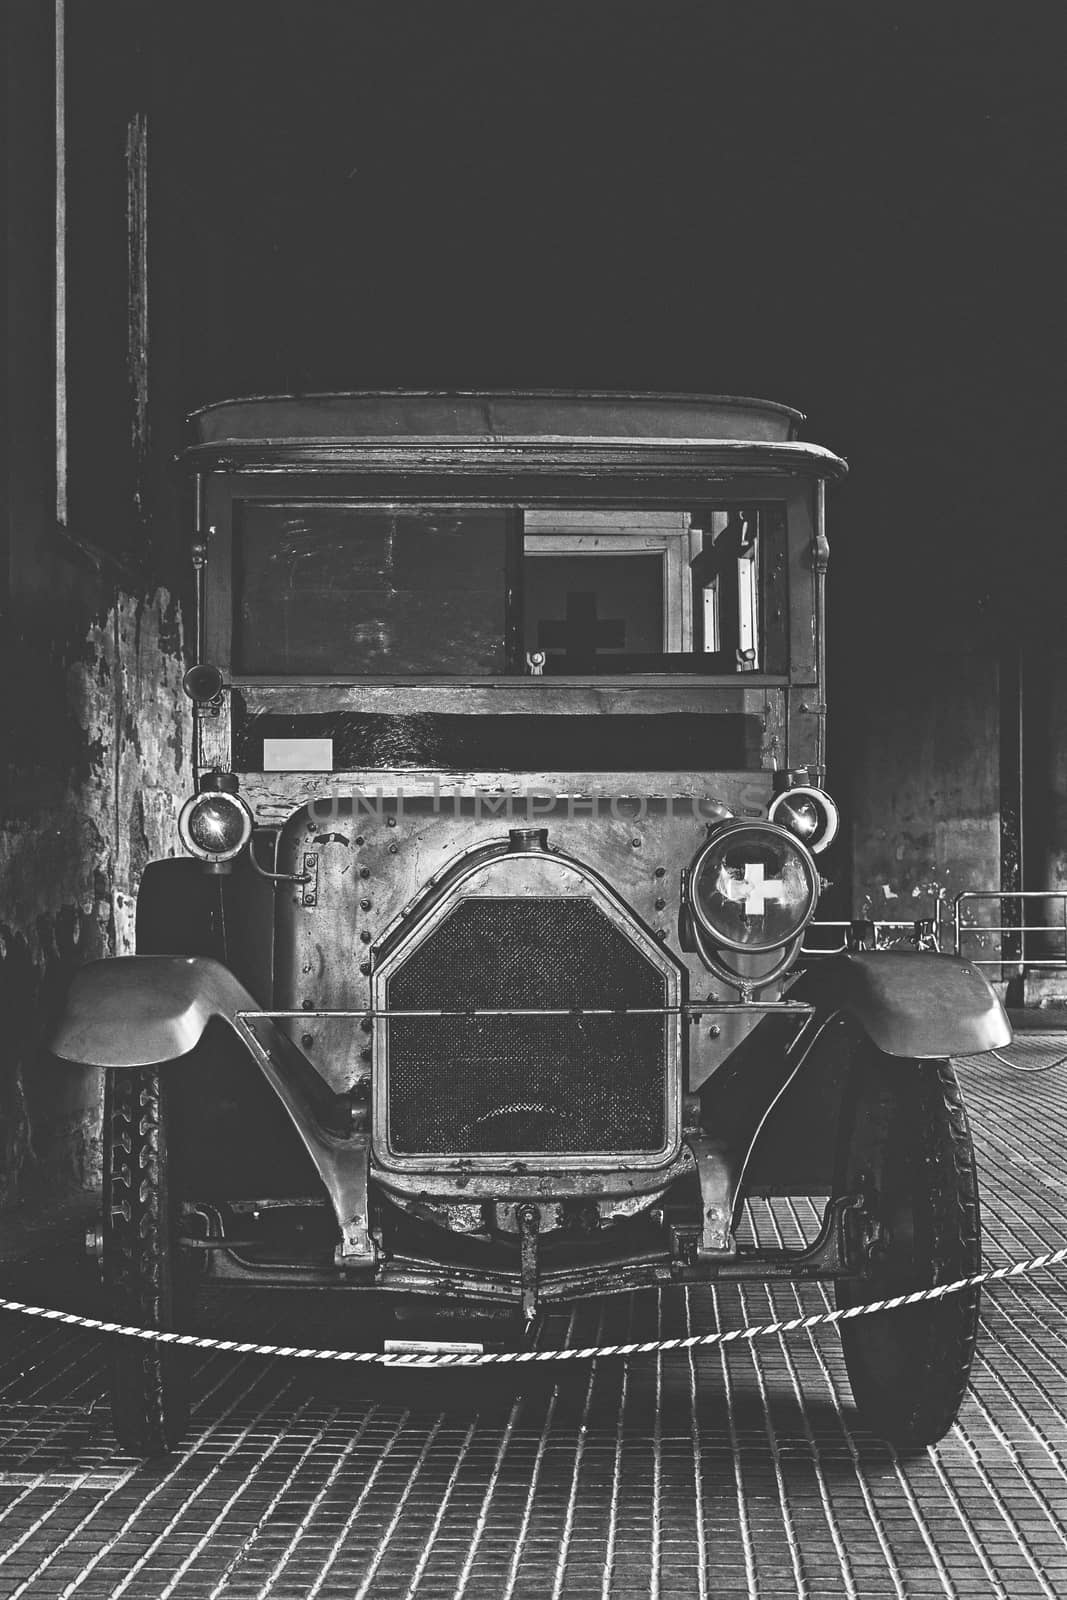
[[3, 2, 1065, 1205]]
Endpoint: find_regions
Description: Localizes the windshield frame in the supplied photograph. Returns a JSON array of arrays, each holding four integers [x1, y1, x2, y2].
[[203, 474, 813, 689]]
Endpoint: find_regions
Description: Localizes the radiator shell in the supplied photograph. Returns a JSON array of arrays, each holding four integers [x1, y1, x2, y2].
[[372, 844, 683, 1177]]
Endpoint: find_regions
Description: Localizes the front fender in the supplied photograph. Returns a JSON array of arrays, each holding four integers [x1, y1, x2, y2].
[[48, 956, 373, 1265], [788, 952, 1011, 1059], [47, 956, 257, 1068]]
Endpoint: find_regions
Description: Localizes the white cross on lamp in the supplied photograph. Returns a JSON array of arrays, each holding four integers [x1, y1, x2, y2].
[[718, 861, 787, 917]]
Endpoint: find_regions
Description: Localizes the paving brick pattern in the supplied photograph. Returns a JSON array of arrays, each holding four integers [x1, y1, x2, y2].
[[0, 1039, 1065, 1596]]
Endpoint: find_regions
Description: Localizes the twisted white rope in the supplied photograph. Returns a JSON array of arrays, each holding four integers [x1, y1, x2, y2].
[[1, 1248, 1064, 1367]]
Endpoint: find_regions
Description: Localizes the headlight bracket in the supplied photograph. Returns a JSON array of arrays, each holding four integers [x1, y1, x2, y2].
[[689, 921, 806, 1000]]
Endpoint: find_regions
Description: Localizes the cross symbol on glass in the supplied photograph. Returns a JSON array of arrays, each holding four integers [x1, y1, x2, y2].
[[537, 592, 626, 670], [722, 861, 788, 917]]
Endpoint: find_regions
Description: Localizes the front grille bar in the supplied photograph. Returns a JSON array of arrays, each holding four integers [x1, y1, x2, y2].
[[236, 1001, 815, 1020]]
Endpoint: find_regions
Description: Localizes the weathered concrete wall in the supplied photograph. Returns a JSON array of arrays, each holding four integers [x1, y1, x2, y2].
[[847, 648, 1067, 1004], [1021, 648, 1067, 1007], [2, 0, 191, 1209], [1041, 651, 1067, 900], [0, 593, 191, 1206], [847, 652, 1000, 932]]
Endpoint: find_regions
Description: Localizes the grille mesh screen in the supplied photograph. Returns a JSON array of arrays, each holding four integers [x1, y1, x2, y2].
[[386, 897, 668, 1155]]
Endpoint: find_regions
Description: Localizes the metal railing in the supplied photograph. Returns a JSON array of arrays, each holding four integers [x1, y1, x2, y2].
[[953, 890, 1067, 975], [804, 894, 1067, 979], [802, 919, 939, 957]]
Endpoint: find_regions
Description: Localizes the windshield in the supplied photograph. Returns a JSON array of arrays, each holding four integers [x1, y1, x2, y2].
[[231, 503, 788, 677]]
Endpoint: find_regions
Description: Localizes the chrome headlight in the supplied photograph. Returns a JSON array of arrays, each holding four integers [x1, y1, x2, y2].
[[768, 784, 839, 854], [178, 790, 253, 865], [689, 820, 819, 954]]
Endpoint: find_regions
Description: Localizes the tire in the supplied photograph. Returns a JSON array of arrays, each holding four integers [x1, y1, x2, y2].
[[103, 1066, 190, 1455], [833, 1025, 981, 1449]]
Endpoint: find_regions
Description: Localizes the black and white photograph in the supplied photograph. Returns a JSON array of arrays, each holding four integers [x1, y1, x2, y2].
[[2, 2, 1066, 1594]]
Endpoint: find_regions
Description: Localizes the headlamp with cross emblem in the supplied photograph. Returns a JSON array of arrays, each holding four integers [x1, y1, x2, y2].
[[688, 819, 819, 956]]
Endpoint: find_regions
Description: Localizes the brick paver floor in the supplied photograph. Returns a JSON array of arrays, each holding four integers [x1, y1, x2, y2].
[[0, 1038, 1064, 1597]]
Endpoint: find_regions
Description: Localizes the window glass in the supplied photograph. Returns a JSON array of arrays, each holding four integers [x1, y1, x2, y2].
[[524, 554, 664, 669], [233, 504, 511, 674], [525, 507, 787, 674], [230, 502, 787, 676]]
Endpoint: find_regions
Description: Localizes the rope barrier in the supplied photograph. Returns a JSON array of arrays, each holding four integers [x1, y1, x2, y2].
[[990, 1046, 1067, 1076], [1, 1247, 1064, 1368]]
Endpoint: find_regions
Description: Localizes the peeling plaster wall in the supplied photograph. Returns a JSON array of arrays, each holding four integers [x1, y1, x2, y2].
[[847, 653, 1000, 935], [0, 592, 191, 1206], [3, 1, 193, 1209]]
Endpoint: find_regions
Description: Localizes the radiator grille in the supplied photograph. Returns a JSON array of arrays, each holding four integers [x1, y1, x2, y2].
[[385, 898, 668, 1156]]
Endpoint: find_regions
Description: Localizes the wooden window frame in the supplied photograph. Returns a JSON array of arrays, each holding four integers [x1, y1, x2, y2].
[[523, 510, 694, 655]]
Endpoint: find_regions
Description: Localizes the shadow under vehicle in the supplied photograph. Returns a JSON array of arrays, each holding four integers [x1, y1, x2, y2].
[[48, 391, 1010, 1455]]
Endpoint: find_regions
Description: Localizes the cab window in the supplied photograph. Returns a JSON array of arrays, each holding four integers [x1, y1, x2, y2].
[[231, 502, 787, 676], [233, 504, 513, 675]]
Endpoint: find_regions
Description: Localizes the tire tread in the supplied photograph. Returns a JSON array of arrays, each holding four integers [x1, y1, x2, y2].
[[104, 1067, 189, 1456], [835, 1036, 981, 1449]]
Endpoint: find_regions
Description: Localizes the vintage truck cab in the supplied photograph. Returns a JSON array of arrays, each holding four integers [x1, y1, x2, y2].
[[49, 391, 1010, 1455]]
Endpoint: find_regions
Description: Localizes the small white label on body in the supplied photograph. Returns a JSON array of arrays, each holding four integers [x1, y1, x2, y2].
[[263, 738, 334, 771]]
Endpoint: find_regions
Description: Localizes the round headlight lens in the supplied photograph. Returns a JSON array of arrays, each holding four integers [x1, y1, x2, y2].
[[770, 794, 820, 841], [768, 785, 839, 854], [178, 791, 252, 862], [690, 821, 818, 952]]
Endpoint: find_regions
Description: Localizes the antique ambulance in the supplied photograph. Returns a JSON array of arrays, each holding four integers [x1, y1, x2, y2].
[[50, 392, 1009, 1454]]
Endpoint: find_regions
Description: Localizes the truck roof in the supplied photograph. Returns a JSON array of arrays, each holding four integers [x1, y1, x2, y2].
[[183, 390, 847, 477]]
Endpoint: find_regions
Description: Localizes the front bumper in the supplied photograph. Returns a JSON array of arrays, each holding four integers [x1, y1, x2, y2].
[[187, 1188, 863, 1313]]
